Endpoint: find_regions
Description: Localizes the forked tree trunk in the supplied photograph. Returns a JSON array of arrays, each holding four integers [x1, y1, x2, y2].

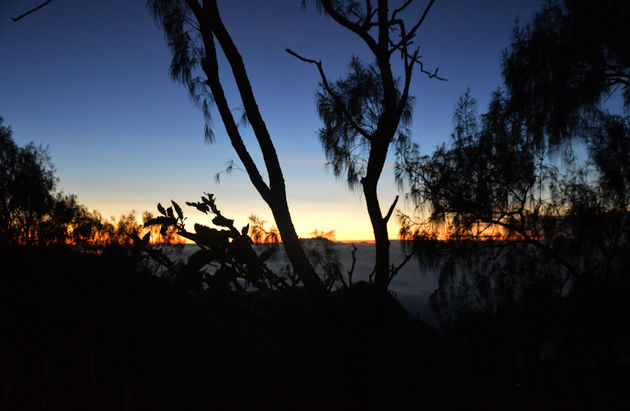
[[363, 180, 391, 291], [362, 135, 394, 291], [190, 0, 327, 300]]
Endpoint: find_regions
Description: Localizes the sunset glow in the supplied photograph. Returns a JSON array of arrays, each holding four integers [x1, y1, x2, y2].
[[0, 1, 543, 245]]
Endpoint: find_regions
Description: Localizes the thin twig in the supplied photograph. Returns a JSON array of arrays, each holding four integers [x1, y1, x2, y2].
[[11, 0, 53, 22], [403, 0, 436, 45], [286, 48, 373, 140], [391, 0, 414, 22], [388, 248, 416, 285]]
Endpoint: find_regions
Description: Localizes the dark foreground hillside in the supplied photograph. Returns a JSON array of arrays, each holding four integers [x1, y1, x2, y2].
[[1, 246, 628, 410]]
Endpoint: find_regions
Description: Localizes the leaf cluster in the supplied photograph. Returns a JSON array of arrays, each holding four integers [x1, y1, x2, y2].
[[142, 194, 288, 294]]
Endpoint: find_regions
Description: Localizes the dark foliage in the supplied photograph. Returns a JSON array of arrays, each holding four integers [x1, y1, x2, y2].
[[502, 0, 630, 146], [0, 117, 154, 247], [0, 117, 56, 245], [139, 194, 347, 295], [395, 0, 630, 321], [0, 244, 439, 411], [140, 194, 289, 294], [396, 89, 630, 321], [393, 2, 630, 408], [295, 0, 443, 291], [5, 1, 630, 409], [148, 0, 328, 298], [3, 241, 627, 410], [316, 57, 413, 189]]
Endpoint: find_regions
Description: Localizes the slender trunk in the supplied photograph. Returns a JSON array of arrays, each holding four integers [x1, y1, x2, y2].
[[362, 135, 393, 291], [191, 1, 327, 299], [269, 196, 327, 300], [317, 0, 423, 293], [364, 0, 397, 291], [362, 178, 390, 290]]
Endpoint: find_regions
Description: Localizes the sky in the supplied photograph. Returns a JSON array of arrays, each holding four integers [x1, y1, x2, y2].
[[0, 0, 543, 242]]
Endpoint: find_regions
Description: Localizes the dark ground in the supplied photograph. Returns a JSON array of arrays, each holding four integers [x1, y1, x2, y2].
[[1, 246, 628, 410]]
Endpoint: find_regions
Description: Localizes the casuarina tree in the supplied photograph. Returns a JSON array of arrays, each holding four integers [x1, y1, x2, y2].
[[289, 0, 445, 291], [147, 0, 328, 300]]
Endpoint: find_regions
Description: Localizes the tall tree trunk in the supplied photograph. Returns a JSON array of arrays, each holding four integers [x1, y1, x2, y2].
[[362, 135, 394, 291], [362, 178, 390, 290], [313, 0, 439, 294], [191, 0, 327, 299], [269, 195, 327, 298]]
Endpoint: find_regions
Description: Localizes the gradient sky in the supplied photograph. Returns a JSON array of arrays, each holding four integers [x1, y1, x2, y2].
[[1, 0, 543, 241]]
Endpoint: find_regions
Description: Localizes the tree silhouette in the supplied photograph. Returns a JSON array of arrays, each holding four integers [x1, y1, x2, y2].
[[0, 117, 157, 247], [148, 0, 327, 300], [395, 0, 630, 323], [0, 117, 56, 245], [290, 0, 445, 291], [140, 194, 347, 295], [502, 0, 630, 146], [140, 194, 294, 294]]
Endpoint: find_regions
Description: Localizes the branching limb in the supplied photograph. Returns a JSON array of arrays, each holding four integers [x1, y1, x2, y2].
[[390, 0, 413, 22], [286, 48, 373, 141], [388, 248, 416, 285], [361, 0, 378, 29], [387, 0, 446, 82], [190, 15, 272, 203], [398, 47, 421, 117], [318, 0, 378, 52], [200, 0, 294, 203], [401, 0, 436, 47], [413, 57, 447, 80], [11, 0, 53, 22]]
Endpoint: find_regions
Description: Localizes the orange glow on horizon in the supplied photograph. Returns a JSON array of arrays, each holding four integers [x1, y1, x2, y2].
[[82, 206, 536, 247]]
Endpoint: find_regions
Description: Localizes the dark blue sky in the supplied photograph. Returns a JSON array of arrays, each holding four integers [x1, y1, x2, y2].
[[0, 0, 543, 240]]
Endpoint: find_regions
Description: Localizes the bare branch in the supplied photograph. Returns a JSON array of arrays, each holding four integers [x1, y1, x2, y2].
[[388, 0, 439, 64], [319, 0, 378, 52], [361, 0, 379, 29], [384, 194, 399, 224], [390, 0, 413, 22], [11, 0, 53, 22], [286, 48, 373, 141], [397, 47, 420, 117], [347, 8, 364, 24], [388, 248, 416, 284], [414, 57, 447, 81], [404, 0, 436, 44]]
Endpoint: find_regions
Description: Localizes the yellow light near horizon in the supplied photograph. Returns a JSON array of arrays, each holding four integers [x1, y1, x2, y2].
[[291, 209, 384, 243], [95, 204, 532, 247], [92, 188, 470, 245], [178, 212, 382, 243]]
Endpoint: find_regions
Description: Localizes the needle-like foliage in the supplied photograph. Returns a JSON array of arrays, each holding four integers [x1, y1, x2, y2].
[[317, 57, 413, 189]]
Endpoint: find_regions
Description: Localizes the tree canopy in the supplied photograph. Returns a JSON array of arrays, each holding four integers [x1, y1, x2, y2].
[[293, 0, 443, 291], [502, 0, 630, 145], [1, 117, 56, 245], [395, 0, 630, 322]]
